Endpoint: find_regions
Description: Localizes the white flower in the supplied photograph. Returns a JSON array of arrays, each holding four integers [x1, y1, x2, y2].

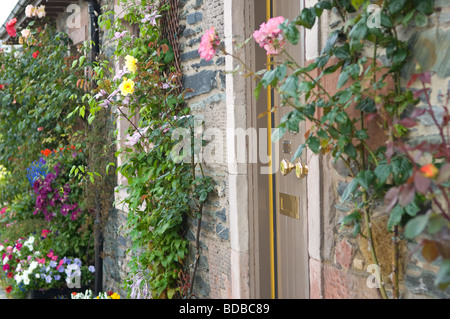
[[25, 5, 35, 17], [0, 245, 4, 252], [21, 29, 31, 38], [3, 256, 9, 265], [23, 275, 30, 285], [24, 236, 34, 246], [36, 5, 46, 18], [29, 261, 38, 271]]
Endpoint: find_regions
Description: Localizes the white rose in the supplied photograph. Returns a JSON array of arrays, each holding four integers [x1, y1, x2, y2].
[[36, 5, 46, 18], [25, 5, 35, 18], [21, 29, 31, 38]]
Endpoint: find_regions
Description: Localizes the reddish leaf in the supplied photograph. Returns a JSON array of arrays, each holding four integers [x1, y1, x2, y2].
[[398, 118, 418, 128], [398, 183, 415, 206], [436, 163, 450, 185], [384, 187, 400, 211], [410, 108, 426, 118], [407, 73, 419, 88], [414, 171, 431, 194], [419, 71, 432, 84], [422, 240, 439, 262]]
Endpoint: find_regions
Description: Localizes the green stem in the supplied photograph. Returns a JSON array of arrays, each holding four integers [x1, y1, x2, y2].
[[363, 197, 389, 299]]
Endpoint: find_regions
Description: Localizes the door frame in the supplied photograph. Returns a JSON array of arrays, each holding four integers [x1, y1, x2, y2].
[[225, 0, 323, 299]]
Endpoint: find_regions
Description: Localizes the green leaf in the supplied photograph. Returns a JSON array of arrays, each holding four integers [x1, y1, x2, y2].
[[308, 136, 321, 153], [337, 70, 349, 89], [295, 7, 317, 29], [355, 129, 369, 140], [261, 69, 276, 88], [291, 143, 305, 162], [388, 205, 404, 230], [281, 20, 300, 45], [333, 45, 351, 60], [341, 178, 358, 202], [356, 97, 376, 113], [404, 214, 430, 239], [280, 75, 299, 97], [435, 259, 450, 289], [356, 170, 375, 191], [414, 0, 434, 15], [415, 12, 428, 27], [340, 210, 362, 229], [79, 56, 86, 67], [351, 0, 364, 10], [388, 0, 406, 14]]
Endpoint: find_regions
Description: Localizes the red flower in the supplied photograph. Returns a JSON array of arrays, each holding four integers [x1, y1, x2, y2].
[[32, 51, 39, 58], [37, 127, 44, 131], [0, 84, 3, 89], [7, 272, 13, 279], [6, 18, 17, 37], [40, 149, 52, 157], [5, 286, 12, 294]]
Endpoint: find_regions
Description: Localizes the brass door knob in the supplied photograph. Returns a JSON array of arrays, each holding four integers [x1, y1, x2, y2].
[[295, 160, 308, 179], [280, 159, 294, 176]]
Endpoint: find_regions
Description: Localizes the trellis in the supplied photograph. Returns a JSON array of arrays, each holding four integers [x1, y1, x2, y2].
[[160, 0, 182, 91]]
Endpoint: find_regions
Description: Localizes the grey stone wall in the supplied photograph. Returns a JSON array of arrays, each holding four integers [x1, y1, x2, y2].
[[179, 0, 231, 299]]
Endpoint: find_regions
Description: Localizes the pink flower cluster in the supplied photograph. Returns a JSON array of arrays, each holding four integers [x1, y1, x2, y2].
[[198, 26, 220, 61], [253, 16, 286, 55]]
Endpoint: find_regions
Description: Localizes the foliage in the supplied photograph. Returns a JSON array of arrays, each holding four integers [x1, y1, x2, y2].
[[210, 0, 448, 297], [73, 0, 213, 299], [0, 13, 94, 298], [0, 22, 83, 205]]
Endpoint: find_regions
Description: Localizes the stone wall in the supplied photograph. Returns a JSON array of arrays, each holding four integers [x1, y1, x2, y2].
[[179, 0, 232, 299]]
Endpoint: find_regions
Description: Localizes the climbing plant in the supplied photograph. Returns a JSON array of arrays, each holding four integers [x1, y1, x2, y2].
[[201, 0, 449, 298], [73, 0, 213, 299]]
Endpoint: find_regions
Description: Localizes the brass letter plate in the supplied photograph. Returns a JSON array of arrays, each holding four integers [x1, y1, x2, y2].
[[279, 193, 300, 220]]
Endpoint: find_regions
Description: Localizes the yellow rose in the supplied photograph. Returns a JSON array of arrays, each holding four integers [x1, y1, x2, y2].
[[125, 55, 138, 73], [119, 78, 135, 96]]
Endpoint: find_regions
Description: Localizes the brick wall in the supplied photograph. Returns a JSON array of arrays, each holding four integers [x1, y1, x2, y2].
[[311, 1, 450, 299]]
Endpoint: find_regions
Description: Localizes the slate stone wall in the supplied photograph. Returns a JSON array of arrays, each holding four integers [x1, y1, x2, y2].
[[179, 0, 232, 299]]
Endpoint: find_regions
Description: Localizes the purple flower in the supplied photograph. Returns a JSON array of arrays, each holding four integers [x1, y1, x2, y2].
[[111, 30, 127, 40], [88, 265, 95, 273], [125, 126, 150, 147], [141, 10, 161, 25]]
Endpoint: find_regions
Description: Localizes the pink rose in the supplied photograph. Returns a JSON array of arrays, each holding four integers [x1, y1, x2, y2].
[[198, 26, 220, 61], [253, 16, 285, 55]]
